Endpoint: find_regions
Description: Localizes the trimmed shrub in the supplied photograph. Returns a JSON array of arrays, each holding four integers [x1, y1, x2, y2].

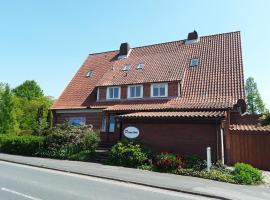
[[109, 141, 151, 168], [0, 134, 44, 156], [233, 163, 262, 185], [40, 123, 100, 159]]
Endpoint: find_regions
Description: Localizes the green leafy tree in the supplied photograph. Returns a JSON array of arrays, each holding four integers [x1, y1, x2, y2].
[[14, 96, 53, 134], [0, 85, 17, 133], [13, 80, 43, 100], [245, 77, 266, 114]]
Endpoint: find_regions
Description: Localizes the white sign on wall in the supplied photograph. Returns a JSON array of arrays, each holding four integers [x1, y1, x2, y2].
[[123, 126, 140, 139]]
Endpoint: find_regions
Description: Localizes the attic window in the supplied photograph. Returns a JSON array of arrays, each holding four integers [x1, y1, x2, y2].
[[122, 64, 131, 71], [136, 63, 145, 70], [86, 70, 93, 77], [190, 58, 199, 67]]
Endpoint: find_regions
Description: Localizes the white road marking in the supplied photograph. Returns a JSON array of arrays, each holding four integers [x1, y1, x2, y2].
[[0, 161, 214, 199], [1, 187, 43, 200]]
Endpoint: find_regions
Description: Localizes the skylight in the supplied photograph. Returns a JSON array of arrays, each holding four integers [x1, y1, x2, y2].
[[136, 63, 145, 70], [122, 64, 132, 71], [86, 70, 93, 77], [190, 58, 199, 67]]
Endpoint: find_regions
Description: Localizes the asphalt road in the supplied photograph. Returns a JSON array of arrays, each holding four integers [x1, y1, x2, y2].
[[0, 161, 215, 200]]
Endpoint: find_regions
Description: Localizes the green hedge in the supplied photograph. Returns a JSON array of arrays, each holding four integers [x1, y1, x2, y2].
[[0, 134, 44, 156]]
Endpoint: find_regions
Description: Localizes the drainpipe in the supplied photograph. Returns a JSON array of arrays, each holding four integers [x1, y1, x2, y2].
[[220, 120, 225, 165], [220, 127, 225, 165]]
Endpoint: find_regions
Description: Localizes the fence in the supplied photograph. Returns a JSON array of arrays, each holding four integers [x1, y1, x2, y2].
[[227, 128, 270, 170]]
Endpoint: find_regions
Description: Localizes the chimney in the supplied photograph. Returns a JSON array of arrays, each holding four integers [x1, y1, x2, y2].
[[118, 42, 131, 59], [185, 30, 199, 44]]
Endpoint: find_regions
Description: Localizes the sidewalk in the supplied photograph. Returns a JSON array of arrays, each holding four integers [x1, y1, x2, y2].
[[0, 153, 269, 200]]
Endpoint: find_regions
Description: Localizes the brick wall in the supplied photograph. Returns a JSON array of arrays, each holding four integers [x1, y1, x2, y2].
[[121, 119, 219, 161], [168, 81, 179, 96], [99, 87, 107, 100], [54, 112, 103, 130]]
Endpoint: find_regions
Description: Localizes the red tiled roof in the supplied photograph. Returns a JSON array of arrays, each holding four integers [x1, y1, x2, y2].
[[230, 124, 270, 132], [52, 31, 245, 110], [102, 98, 234, 112], [119, 111, 225, 119]]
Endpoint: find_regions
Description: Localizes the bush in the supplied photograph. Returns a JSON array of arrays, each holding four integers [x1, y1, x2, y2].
[[154, 152, 184, 173], [182, 155, 206, 170], [41, 123, 100, 159], [0, 134, 44, 156], [233, 163, 262, 185], [109, 141, 151, 168]]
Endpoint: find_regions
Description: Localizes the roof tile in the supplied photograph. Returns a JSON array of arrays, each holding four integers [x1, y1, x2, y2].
[[119, 111, 225, 118]]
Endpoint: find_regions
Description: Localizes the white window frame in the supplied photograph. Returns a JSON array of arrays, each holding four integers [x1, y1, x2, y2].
[[151, 83, 168, 98], [106, 86, 121, 100], [127, 84, 143, 99]]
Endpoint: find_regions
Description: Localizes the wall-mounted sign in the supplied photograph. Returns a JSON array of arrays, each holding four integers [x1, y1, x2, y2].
[[123, 126, 140, 139]]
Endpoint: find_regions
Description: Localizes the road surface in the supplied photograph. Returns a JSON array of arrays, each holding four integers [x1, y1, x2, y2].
[[0, 161, 215, 200]]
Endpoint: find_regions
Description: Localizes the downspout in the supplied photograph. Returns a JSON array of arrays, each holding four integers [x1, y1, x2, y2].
[[220, 126, 225, 165]]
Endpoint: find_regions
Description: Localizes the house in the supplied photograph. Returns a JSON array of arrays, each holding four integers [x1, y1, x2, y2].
[[52, 31, 248, 164]]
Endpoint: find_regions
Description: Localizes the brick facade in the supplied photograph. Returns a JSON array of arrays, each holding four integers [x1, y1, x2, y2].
[[97, 81, 179, 101], [121, 118, 221, 161], [54, 111, 103, 130]]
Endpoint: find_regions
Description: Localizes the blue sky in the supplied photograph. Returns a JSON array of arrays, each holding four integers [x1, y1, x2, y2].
[[0, 0, 269, 108]]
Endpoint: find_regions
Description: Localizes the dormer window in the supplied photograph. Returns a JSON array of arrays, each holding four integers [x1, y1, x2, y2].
[[122, 64, 131, 71], [86, 70, 93, 77], [151, 83, 168, 98], [128, 85, 143, 99], [136, 63, 145, 70], [190, 58, 199, 67], [107, 86, 121, 100]]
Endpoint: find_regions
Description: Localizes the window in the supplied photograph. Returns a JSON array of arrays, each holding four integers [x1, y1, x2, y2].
[[190, 58, 199, 67], [107, 86, 121, 100], [86, 70, 93, 77], [136, 63, 145, 70], [122, 64, 132, 71], [69, 117, 86, 126], [109, 115, 116, 133], [128, 85, 143, 98], [101, 113, 106, 132], [151, 83, 168, 98]]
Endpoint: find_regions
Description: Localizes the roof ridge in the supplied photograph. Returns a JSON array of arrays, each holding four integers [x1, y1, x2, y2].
[[88, 31, 240, 56]]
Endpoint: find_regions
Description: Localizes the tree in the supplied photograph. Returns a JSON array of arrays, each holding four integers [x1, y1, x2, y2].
[[0, 85, 17, 133], [13, 80, 44, 100], [245, 77, 266, 114], [0, 82, 5, 94], [14, 96, 53, 134]]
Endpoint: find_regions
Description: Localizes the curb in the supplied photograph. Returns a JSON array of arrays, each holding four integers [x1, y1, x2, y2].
[[0, 158, 231, 200]]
